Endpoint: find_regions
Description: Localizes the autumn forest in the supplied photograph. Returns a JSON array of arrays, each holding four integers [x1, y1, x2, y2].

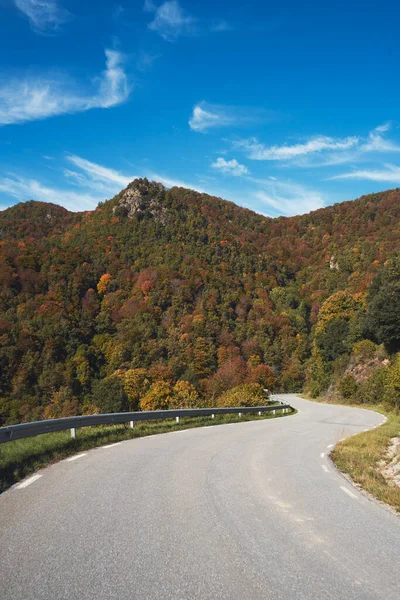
[[1, 179, 400, 425]]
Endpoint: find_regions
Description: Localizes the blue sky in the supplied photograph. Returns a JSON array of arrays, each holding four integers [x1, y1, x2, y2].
[[0, 0, 400, 216]]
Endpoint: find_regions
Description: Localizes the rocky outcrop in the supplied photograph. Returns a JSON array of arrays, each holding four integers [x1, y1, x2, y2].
[[113, 178, 168, 224]]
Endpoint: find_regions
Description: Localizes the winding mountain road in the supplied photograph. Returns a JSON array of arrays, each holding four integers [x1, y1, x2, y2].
[[1, 394, 399, 600]]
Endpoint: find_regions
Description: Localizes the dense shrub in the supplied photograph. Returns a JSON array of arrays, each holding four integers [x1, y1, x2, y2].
[[338, 374, 358, 400], [382, 355, 400, 411], [355, 367, 387, 405], [92, 376, 129, 413], [217, 383, 266, 408], [352, 340, 378, 362]]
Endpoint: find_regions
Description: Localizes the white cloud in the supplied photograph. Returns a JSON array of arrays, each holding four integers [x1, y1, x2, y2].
[[64, 155, 135, 197], [211, 157, 248, 176], [145, 1, 230, 41], [246, 176, 324, 216], [0, 154, 210, 211], [0, 174, 99, 211], [65, 157, 205, 194], [0, 49, 131, 126], [255, 181, 324, 216], [189, 102, 242, 132], [374, 122, 391, 133], [149, 172, 205, 192], [146, 1, 195, 41], [236, 135, 359, 161], [0, 156, 138, 211], [330, 164, 400, 183], [234, 123, 400, 167], [361, 125, 400, 153], [15, 0, 71, 35]]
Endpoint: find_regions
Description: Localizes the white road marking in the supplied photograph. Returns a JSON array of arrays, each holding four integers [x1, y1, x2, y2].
[[66, 453, 87, 462], [320, 452, 325, 458], [322, 465, 329, 473], [327, 444, 334, 449], [340, 486, 358, 499], [16, 474, 42, 489], [102, 442, 122, 449]]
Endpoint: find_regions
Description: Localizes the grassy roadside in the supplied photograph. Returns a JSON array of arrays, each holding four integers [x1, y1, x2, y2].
[[331, 409, 400, 513], [302, 392, 400, 512], [0, 408, 295, 494]]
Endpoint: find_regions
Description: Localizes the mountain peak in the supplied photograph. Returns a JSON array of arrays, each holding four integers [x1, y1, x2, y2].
[[112, 178, 167, 222]]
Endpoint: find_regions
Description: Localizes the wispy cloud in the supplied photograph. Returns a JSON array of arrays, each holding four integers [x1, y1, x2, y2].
[[145, 1, 230, 41], [0, 156, 137, 211], [136, 50, 160, 72], [65, 155, 134, 191], [211, 157, 248, 176], [361, 124, 400, 152], [149, 172, 205, 192], [253, 178, 324, 216], [65, 156, 205, 194], [145, 1, 195, 41], [374, 122, 391, 133], [189, 102, 270, 133], [189, 103, 235, 132], [0, 174, 99, 211], [15, 0, 71, 35], [330, 163, 400, 183], [0, 49, 131, 126], [0, 154, 211, 212], [235, 135, 359, 161], [234, 123, 400, 167]]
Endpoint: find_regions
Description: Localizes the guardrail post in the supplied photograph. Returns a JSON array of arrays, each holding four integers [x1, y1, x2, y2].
[[70, 428, 76, 438], [239, 412, 242, 418], [211, 414, 215, 419], [258, 411, 262, 416], [273, 409, 276, 415], [129, 421, 134, 429], [175, 416, 180, 424]]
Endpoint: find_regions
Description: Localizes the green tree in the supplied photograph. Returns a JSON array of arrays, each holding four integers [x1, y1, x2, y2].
[[316, 318, 350, 361], [365, 256, 400, 353], [113, 368, 151, 410], [92, 376, 129, 413], [338, 374, 358, 400]]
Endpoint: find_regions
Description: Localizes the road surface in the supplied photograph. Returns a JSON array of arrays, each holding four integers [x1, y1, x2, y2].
[[1, 394, 399, 600]]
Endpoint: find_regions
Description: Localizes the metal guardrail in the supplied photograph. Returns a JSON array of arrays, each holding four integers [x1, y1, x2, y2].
[[0, 403, 292, 444]]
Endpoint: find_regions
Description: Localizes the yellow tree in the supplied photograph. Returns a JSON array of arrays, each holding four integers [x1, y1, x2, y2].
[[139, 381, 173, 411], [113, 368, 151, 410], [170, 380, 199, 409]]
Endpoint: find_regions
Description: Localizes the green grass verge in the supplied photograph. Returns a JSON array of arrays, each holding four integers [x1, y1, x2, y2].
[[331, 409, 400, 513], [0, 408, 295, 494]]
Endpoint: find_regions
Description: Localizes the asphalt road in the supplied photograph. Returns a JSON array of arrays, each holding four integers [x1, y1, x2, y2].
[[1, 394, 399, 600]]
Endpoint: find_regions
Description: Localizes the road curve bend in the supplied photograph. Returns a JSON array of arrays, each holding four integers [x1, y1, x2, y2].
[[1, 394, 399, 600]]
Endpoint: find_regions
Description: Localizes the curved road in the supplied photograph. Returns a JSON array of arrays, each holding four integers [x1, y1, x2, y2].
[[1, 394, 399, 600]]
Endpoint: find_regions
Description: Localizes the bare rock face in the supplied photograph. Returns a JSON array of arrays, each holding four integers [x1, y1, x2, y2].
[[113, 179, 168, 224], [329, 255, 339, 270]]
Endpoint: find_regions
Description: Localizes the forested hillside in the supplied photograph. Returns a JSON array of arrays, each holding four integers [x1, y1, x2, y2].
[[1, 179, 400, 424]]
